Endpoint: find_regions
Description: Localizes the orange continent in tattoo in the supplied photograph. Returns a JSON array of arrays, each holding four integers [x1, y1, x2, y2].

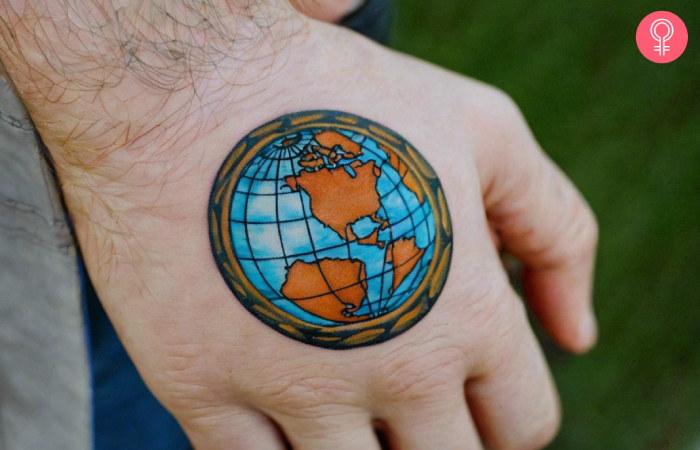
[[209, 111, 452, 349]]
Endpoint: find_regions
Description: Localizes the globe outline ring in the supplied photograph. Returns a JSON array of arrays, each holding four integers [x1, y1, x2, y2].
[[209, 110, 453, 349]]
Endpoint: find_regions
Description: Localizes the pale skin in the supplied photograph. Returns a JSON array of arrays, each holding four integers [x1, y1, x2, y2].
[[0, 1, 598, 449]]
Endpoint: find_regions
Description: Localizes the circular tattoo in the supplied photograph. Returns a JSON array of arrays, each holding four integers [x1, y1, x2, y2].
[[209, 111, 452, 349]]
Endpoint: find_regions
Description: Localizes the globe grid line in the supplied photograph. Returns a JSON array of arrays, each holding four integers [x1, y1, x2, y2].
[[232, 206, 432, 262], [260, 242, 430, 303], [368, 140, 430, 313], [332, 131, 395, 318], [232, 169, 421, 217], [274, 134, 370, 316], [231, 136, 428, 260], [371, 149, 394, 315], [227, 127, 431, 313], [234, 144, 434, 305], [238, 139, 434, 315], [209, 110, 452, 349], [283, 139, 373, 318], [240, 147, 287, 299], [251, 150, 303, 163], [274, 146, 290, 269], [224, 120, 437, 328], [229, 201, 426, 226]]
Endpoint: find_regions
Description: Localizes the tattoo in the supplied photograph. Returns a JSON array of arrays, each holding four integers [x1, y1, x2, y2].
[[210, 111, 452, 349]]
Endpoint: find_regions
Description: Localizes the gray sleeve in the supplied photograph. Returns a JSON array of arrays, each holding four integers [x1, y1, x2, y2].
[[0, 77, 91, 450]]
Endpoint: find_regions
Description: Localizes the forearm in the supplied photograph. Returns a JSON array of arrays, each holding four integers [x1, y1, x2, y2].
[[0, 0, 304, 163]]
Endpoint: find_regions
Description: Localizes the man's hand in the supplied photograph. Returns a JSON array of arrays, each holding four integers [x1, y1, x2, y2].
[[0, 1, 597, 449]]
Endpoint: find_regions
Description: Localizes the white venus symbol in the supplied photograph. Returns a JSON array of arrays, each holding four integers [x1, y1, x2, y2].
[[651, 18, 674, 56]]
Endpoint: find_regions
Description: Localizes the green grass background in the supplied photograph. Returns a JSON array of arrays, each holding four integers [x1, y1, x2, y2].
[[392, 1, 700, 449]]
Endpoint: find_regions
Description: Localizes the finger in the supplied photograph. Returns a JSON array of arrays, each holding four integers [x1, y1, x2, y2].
[[380, 391, 483, 450], [279, 411, 382, 450], [288, 0, 363, 22], [473, 94, 599, 353], [183, 406, 288, 450], [498, 150, 598, 354], [466, 292, 560, 450]]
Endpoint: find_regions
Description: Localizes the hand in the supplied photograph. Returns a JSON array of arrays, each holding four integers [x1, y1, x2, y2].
[[0, 2, 597, 449]]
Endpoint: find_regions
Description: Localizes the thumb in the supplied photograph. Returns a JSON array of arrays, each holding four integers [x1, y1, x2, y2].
[[473, 93, 599, 353]]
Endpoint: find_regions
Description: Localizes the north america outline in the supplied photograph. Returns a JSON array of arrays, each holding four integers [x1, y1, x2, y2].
[[209, 111, 453, 349]]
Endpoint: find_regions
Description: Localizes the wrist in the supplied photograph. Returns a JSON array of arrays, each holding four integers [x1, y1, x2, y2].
[[0, 0, 308, 170]]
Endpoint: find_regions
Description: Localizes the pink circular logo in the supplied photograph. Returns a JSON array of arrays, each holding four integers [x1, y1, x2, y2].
[[637, 11, 688, 63]]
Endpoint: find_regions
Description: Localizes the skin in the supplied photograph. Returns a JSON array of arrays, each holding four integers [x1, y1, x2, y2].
[[0, 1, 598, 449], [289, 0, 366, 22]]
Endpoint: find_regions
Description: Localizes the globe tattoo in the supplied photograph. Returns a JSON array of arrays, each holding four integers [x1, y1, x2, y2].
[[209, 111, 452, 349]]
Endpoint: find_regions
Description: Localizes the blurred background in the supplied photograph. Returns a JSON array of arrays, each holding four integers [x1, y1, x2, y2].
[[392, 0, 700, 448]]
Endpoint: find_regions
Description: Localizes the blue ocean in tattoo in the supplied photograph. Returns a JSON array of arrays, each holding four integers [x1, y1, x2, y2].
[[210, 111, 452, 348], [230, 129, 436, 326]]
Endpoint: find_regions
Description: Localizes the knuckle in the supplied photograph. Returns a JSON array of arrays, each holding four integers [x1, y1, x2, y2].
[[490, 90, 530, 138], [283, 413, 368, 443], [480, 85, 520, 114], [460, 83, 524, 139], [180, 405, 256, 434], [476, 276, 519, 324], [558, 192, 599, 265], [484, 384, 561, 450], [372, 339, 467, 402], [474, 296, 529, 375], [459, 278, 522, 349], [441, 257, 511, 342], [579, 205, 600, 255], [256, 364, 361, 418], [517, 158, 598, 268], [473, 87, 526, 134]]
